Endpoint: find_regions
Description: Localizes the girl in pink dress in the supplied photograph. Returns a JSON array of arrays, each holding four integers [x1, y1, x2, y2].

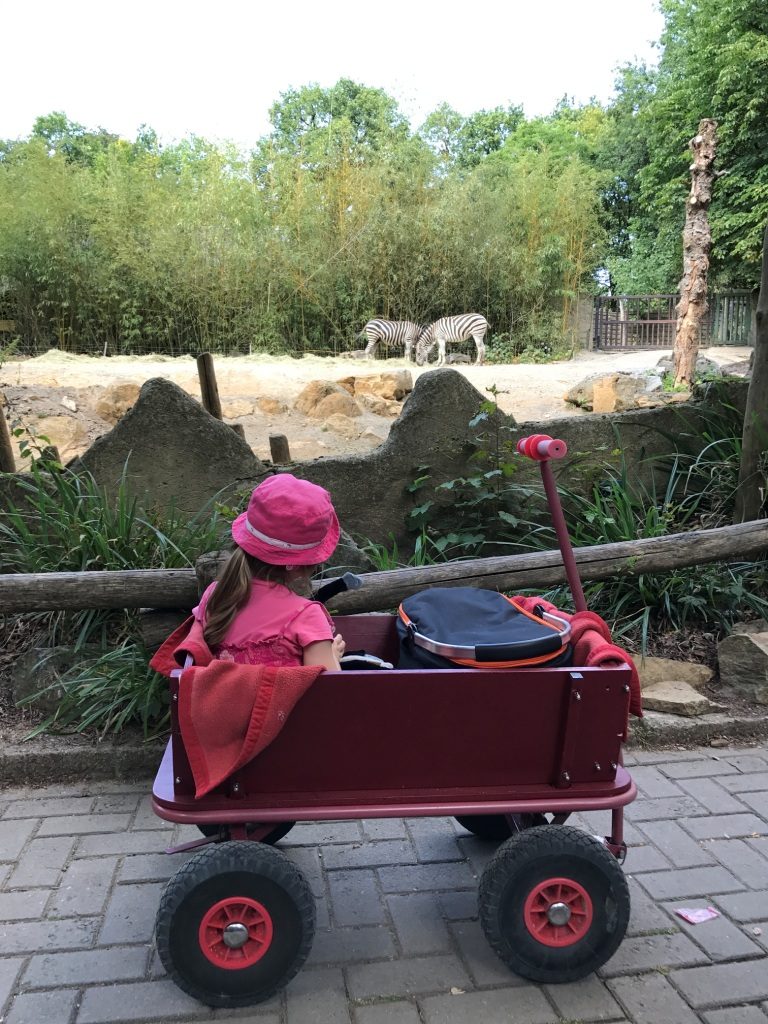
[[195, 474, 346, 671]]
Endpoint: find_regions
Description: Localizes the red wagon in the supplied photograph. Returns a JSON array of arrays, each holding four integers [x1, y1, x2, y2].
[[151, 436, 638, 1008]]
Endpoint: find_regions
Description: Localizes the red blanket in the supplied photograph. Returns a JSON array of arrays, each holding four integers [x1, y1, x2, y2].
[[150, 618, 322, 798], [514, 596, 643, 722]]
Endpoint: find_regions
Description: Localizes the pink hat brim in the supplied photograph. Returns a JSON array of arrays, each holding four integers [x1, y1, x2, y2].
[[231, 508, 340, 566]]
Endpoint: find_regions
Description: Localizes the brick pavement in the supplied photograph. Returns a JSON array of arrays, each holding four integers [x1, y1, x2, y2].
[[1, 745, 768, 1023]]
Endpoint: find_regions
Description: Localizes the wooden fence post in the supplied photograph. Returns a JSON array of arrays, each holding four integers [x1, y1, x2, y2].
[[269, 434, 291, 464], [196, 352, 223, 420], [0, 392, 15, 473]]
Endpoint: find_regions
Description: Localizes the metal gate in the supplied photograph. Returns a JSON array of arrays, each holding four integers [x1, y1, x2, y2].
[[593, 291, 755, 350]]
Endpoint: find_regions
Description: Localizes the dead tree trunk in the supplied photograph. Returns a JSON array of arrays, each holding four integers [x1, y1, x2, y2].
[[734, 220, 768, 522], [673, 119, 718, 386]]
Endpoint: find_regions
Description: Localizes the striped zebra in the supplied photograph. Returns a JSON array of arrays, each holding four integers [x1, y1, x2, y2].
[[361, 319, 423, 362], [415, 313, 489, 366]]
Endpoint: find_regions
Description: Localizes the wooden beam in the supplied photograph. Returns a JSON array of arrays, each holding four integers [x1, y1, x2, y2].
[[196, 352, 223, 419], [0, 519, 765, 613]]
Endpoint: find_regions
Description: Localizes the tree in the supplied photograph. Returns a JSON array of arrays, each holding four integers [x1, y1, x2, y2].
[[31, 111, 118, 166], [734, 220, 768, 522]]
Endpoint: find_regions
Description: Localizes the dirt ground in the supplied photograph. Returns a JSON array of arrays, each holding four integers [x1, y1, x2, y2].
[[0, 345, 753, 467]]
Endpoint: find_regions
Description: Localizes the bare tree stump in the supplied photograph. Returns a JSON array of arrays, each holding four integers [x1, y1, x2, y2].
[[196, 352, 223, 420], [734, 220, 768, 523], [673, 119, 718, 386], [269, 433, 291, 464], [0, 392, 15, 473]]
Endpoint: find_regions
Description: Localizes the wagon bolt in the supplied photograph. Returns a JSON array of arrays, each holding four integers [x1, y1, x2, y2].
[[222, 922, 249, 949], [594, 762, 601, 771], [611, 762, 617, 771], [172, 693, 178, 702], [174, 777, 181, 784], [623, 684, 630, 693], [573, 691, 582, 701], [232, 782, 241, 794], [547, 902, 572, 927], [561, 771, 570, 782]]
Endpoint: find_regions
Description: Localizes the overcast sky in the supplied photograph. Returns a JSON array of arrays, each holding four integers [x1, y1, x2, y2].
[[5, 0, 664, 150]]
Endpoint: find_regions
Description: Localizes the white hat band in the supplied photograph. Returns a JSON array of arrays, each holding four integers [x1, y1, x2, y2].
[[244, 518, 320, 551]]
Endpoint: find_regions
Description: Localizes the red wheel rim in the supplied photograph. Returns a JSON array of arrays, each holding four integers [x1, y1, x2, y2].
[[523, 876, 593, 947], [198, 896, 274, 969]]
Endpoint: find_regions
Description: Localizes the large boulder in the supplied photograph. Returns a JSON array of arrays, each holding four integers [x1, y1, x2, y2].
[[565, 372, 665, 413], [341, 371, 413, 402], [718, 628, 768, 705], [632, 656, 719, 717], [94, 383, 141, 425], [73, 378, 266, 512]]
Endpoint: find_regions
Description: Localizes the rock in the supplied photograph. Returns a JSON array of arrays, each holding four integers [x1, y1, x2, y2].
[[731, 618, 768, 636], [656, 355, 721, 376], [565, 372, 663, 412], [18, 415, 87, 463], [74, 378, 266, 513], [357, 393, 392, 416], [347, 371, 413, 402], [312, 392, 362, 420], [60, 396, 78, 412], [446, 353, 472, 365], [94, 383, 141, 424], [719, 359, 753, 377], [294, 380, 345, 414], [256, 397, 287, 416], [221, 399, 254, 418], [633, 656, 713, 692], [323, 413, 361, 438], [641, 679, 723, 717], [718, 631, 768, 705], [360, 429, 385, 445]]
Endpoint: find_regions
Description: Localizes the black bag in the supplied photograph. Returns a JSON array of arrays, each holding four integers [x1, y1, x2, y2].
[[397, 588, 572, 669]]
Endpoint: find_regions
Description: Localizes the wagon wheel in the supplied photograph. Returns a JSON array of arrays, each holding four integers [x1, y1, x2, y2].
[[156, 840, 315, 1007], [197, 822, 296, 845], [455, 813, 548, 841], [478, 824, 630, 983]]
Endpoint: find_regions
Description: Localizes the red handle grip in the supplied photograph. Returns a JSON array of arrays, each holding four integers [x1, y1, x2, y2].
[[516, 434, 568, 461]]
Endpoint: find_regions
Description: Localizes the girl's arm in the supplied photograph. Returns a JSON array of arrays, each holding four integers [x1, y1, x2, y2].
[[302, 634, 345, 671]]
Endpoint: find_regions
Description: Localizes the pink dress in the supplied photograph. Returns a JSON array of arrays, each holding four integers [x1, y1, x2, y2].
[[193, 579, 335, 666]]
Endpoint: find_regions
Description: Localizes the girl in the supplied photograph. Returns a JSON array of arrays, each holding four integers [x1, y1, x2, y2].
[[195, 474, 346, 670]]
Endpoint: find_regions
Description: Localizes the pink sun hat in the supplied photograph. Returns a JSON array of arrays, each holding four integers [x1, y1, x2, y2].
[[231, 474, 340, 566]]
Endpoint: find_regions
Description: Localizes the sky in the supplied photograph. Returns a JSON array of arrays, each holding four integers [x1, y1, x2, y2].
[[4, 0, 665, 151]]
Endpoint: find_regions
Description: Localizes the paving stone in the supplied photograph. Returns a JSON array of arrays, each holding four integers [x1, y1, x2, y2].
[[410, 831, 464, 863], [624, 843, 673, 872], [727, 755, 768, 772], [7, 836, 75, 887], [713, 891, 768, 922], [23, 945, 149, 987], [706, 839, 768, 889], [0, 958, 25, 1014], [630, 765, 687, 798], [327, 869, 387, 927], [2, 796, 94, 819], [721, 773, 768, 793], [130, 794, 171, 831], [455, 836, 497, 876], [0, 916, 98, 954], [682, 814, 768, 840], [626, 877, 678, 936], [703, 1006, 768, 1024], [436, 890, 478, 921], [360, 818, 408, 840], [671, 959, 768, 1008], [285, 965, 351, 1024], [285, 847, 325, 898], [599, 931, 709, 977], [421, 987, 559, 1024], [49, 856, 118, 917], [405, 816, 459, 835], [677, 778, 752, 814], [638, 865, 745, 901], [322, 840, 414, 870], [635, 819, 714, 867], [387, 893, 452, 954], [377, 862, 476, 894], [632, 749, 708, 764], [289, 821, 363, 844], [76, 978, 205, 1023], [75, 830, 171, 857], [0, 889, 50, 921], [628, 796, 706, 821], [662, 898, 762, 961], [354, 1002, 421, 1024], [5, 988, 79, 1024], [607, 972, 700, 1024], [0, 819, 37, 862], [307, 924, 396, 966], [37, 813, 132, 837], [92, 793, 142, 815], [346, 954, 471, 1000], [745, 837, 768, 862], [117, 851, 191, 884], [740, 792, 768, 818], [544, 975, 625, 1021], [743, 921, 768, 952], [661, 759, 742, 779], [98, 882, 165, 944], [448, 919, 526, 987]]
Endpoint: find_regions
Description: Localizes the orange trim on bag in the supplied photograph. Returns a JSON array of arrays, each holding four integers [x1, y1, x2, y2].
[[505, 596, 562, 633], [449, 646, 568, 669]]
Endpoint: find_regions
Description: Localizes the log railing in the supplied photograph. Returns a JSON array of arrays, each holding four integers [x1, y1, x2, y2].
[[1, 520, 766, 614]]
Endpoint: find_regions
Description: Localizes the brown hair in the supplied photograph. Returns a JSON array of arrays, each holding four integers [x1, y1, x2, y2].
[[203, 548, 293, 649]]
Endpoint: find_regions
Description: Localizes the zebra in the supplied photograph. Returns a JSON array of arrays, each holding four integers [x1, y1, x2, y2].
[[415, 313, 489, 366], [361, 319, 423, 362]]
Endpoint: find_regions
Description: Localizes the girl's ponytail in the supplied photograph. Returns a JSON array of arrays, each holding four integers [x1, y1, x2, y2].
[[203, 548, 255, 648]]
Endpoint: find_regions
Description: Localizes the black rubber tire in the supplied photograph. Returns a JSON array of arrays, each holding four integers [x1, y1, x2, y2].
[[478, 824, 630, 984], [455, 813, 548, 841], [197, 821, 296, 845], [156, 840, 315, 1007]]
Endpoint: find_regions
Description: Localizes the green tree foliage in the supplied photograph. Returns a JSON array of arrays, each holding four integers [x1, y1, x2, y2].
[[607, 0, 768, 291]]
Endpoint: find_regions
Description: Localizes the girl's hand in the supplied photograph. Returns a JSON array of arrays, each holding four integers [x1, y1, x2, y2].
[[332, 634, 346, 659]]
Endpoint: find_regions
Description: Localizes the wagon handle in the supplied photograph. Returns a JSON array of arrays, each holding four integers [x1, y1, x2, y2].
[[516, 435, 587, 613]]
